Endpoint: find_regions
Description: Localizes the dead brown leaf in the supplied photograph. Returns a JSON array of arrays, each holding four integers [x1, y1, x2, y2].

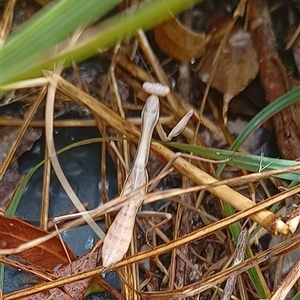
[[0, 215, 76, 270], [198, 27, 259, 123], [154, 17, 206, 61], [20, 250, 99, 300]]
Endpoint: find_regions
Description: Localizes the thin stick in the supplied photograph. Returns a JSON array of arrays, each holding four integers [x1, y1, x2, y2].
[[270, 257, 300, 300], [0, 181, 295, 258], [40, 138, 51, 230], [0, 0, 17, 46], [0, 115, 174, 127]]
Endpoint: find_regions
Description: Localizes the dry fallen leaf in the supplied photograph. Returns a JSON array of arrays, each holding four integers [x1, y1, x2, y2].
[[0, 215, 76, 270], [198, 28, 259, 124], [0, 162, 23, 213], [21, 250, 99, 300], [0, 127, 42, 165], [154, 17, 206, 61]]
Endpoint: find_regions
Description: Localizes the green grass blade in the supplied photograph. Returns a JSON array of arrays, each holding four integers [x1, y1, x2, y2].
[[2, 0, 119, 60], [292, 291, 300, 300], [216, 87, 300, 177], [1, 0, 203, 88], [0, 0, 120, 86], [0, 264, 3, 294], [160, 142, 270, 297], [162, 142, 300, 181]]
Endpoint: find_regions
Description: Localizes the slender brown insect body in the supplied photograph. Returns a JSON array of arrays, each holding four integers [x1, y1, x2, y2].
[[102, 84, 193, 268], [102, 95, 159, 268]]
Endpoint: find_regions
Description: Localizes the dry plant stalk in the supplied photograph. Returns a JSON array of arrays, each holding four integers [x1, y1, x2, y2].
[[47, 72, 288, 235], [5, 230, 300, 300], [1, 72, 297, 298], [270, 258, 300, 300], [44, 73, 105, 239], [0, 0, 17, 46], [221, 229, 248, 300], [0, 117, 97, 127], [1, 177, 298, 260]]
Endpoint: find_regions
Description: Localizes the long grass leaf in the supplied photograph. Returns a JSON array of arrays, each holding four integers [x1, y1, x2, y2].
[[162, 142, 300, 181], [216, 87, 300, 177], [1, 0, 203, 87], [0, 0, 120, 85]]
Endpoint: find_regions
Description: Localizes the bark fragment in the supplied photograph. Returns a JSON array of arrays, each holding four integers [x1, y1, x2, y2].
[[249, 0, 300, 159]]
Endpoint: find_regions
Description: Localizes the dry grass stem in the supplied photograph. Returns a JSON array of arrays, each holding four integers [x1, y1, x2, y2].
[[2, 1, 300, 300], [270, 258, 300, 300], [47, 72, 288, 235], [4, 231, 300, 300], [0, 0, 17, 46], [137, 29, 186, 114], [44, 74, 105, 239], [0, 256, 56, 282], [1, 173, 294, 258], [40, 143, 51, 230]]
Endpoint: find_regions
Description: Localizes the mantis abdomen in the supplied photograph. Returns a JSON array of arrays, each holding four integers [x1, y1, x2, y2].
[[102, 199, 141, 268]]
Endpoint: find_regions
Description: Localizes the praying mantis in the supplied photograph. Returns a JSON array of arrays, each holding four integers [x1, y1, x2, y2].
[[102, 82, 193, 268], [51, 81, 232, 269]]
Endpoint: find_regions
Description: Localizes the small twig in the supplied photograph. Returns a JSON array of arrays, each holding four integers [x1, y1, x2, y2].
[[270, 257, 300, 300], [40, 139, 51, 230], [4, 231, 300, 300]]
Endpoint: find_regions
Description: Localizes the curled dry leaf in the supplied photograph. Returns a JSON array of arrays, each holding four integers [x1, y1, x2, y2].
[[0, 127, 42, 165], [0, 162, 23, 213], [0, 215, 76, 270], [154, 17, 206, 61], [198, 28, 259, 123], [22, 251, 99, 300]]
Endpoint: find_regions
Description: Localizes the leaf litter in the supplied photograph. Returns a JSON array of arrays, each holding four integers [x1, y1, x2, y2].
[[0, 215, 76, 270], [0, 162, 23, 213], [1, 0, 300, 299], [198, 24, 259, 124], [20, 250, 99, 300]]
